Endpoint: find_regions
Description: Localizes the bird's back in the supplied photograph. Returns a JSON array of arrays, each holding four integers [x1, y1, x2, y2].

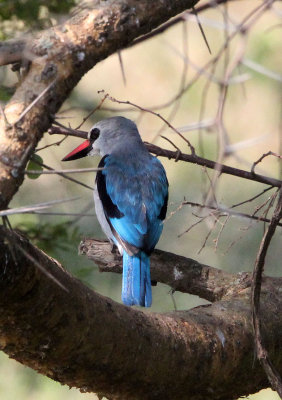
[[96, 146, 168, 254]]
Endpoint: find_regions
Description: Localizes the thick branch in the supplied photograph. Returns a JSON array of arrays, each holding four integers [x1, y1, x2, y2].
[[79, 238, 251, 302], [1, 226, 282, 400], [0, 39, 26, 66], [0, 0, 198, 210]]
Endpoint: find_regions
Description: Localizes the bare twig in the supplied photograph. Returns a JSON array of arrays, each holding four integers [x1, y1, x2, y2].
[[197, 218, 216, 254], [192, 6, 212, 54], [32, 158, 94, 191], [153, 20, 190, 138], [230, 186, 274, 209], [214, 215, 230, 252], [181, 200, 282, 227], [2, 228, 67, 291], [178, 216, 208, 238], [21, 211, 95, 217], [130, 0, 234, 49], [25, 167, 102, 175], [0, 197, 79, 217], [242, 58, 282, 82], [36, 136, 68, 152], [117, 51, 127, 86], [101, 92, 196, 155], [14, 81, 55, 125], [251, 191, 276, 219], [160, 135, 182, 154], [0, 104, 11, 127], [252, 189, 282, 396], [251, 151, 282, 174], [75, 94, 107, 130]]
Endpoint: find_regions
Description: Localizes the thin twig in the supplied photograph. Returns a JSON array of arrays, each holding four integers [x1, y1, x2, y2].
[[2, 228, 68, 291], [101, 92, 196, 155], [192, 6, 212, 54], [32, 158, 94, 191], [197, 217, 217, 254], [214, 215, 230, 252], [117, 51, 127, 86], [251, 189, 282, 396], [242, 58, 282, 82], [25, 167, 102, 175], [75, 94, 107, 130], [251, 192, 276, 219], [181, 200, 282, 227], [0, 104, 11, 127], [14, 81, 55, 125], [153, 21, 189, 139], [129, 0, 234, 49], [22, 211, 95, 217], [251, 151, 282, 174], [0, 197, 80, 217], [230, 186, 274, 209], [36, 136, 68, 152], [178, 214, 210, 238]]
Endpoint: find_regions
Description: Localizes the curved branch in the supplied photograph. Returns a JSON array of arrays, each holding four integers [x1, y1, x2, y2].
[[79, 238, 251, 302], [0, 0, 199, 210], [0, 225, 282, 400]]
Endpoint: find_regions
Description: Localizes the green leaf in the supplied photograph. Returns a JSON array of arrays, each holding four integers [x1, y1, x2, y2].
[[26, 154, 44, 180]]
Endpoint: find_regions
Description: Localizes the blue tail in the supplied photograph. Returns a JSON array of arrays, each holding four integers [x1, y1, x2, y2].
[[122, 251, 152, 307]]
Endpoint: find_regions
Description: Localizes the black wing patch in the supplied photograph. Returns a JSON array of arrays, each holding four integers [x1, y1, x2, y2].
[[158, 193, 168, 220], [158, 177, 168, 220], [96, 156, 124, 219], [96, 155, 138, 255]]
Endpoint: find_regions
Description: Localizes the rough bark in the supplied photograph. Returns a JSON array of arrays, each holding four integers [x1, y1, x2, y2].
[[1, 225, 282, 400], [79, 238, 252, 302], [0, 0, 198, 210]]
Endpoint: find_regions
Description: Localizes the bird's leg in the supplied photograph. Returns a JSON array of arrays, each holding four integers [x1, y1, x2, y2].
[[111, 243, 118, 254]]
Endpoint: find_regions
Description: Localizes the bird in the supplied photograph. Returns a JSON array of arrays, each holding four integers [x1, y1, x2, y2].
[[62, 116, 168, 307]]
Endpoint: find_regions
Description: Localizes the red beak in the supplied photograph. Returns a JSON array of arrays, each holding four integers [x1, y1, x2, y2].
[[62, 140, 91, 161]]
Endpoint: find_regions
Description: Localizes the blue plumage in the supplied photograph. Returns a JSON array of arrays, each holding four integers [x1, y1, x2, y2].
[[63, 116, 168, 307], [122, 252, 152, 307], [96, 147, 168, 307]]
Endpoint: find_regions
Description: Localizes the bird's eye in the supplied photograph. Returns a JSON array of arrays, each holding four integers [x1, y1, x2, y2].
[[89, 127, 100, 141]]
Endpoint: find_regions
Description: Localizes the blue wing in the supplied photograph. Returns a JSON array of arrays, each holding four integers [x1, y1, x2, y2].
[[96, 153, 168, 255]]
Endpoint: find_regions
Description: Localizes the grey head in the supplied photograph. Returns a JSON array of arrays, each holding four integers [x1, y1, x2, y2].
[[88, 116, 144, 157]]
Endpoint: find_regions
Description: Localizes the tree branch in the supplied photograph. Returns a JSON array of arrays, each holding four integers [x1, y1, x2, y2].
[[252, 189, 282, 396], [1, 225, 282, 400], [0, 0, 199, 210], [49, 125, 282, 188], [79, 238, 251, 303], [0, 38, 26, 66]]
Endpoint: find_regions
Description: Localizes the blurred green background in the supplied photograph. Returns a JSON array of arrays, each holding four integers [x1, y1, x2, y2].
[[0, 0, 281, 399]]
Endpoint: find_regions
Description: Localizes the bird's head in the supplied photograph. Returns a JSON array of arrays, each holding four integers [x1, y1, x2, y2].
[[62, 116, 141, 161]]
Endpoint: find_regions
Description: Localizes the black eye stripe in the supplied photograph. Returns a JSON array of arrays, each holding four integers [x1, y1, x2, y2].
[[89, 127, 100, 141]]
